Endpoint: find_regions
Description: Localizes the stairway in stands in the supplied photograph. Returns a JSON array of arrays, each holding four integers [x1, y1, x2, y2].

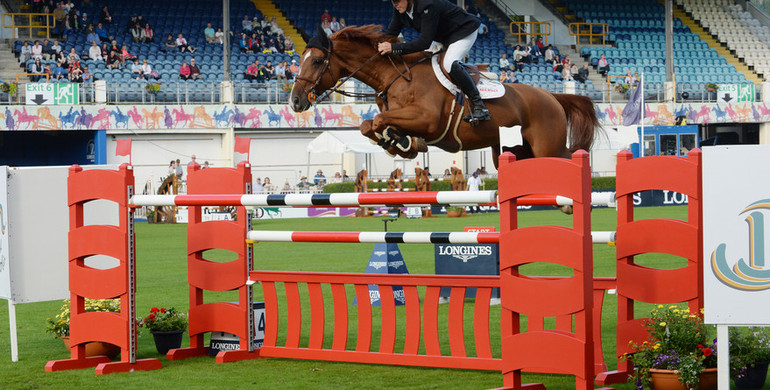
[[669, 1, 762, 84], [251, 0, 306, 53]]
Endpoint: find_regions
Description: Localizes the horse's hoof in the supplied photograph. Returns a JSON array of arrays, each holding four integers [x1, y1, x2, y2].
[[396, 135, 412, 153], [384, 149, 395, 158]]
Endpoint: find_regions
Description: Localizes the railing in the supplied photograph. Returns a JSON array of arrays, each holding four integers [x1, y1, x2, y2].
[[508, 21, 551, 45], [2, 12, 54, 39], [15, 73, 49, 83], [568, 22, 609, 45]]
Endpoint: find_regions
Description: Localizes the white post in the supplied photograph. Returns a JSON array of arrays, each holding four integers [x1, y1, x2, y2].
[[9, 299, 18, 362], [717, 325, 729, 390], [640, 72, 646, 157]]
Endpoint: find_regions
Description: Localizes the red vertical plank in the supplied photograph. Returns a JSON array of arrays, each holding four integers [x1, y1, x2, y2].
[[423, 286, 441, 356], [473, 287, 492, 359], [285, 282, 302, 348], [378, 285, 396, 354], [330, 283, 348, 351], [354, 284, 372, 352], [308, 283, 325, 350], [447, 287, 467, 357], [403, 285, 421, 355], [262, 281, 279, 347]]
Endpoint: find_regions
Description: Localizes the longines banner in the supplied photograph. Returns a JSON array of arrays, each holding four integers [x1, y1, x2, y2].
[[704, 145, 770, 325]]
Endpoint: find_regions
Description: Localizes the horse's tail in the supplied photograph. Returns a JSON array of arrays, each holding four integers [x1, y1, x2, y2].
[[552, 94, 599, 153]]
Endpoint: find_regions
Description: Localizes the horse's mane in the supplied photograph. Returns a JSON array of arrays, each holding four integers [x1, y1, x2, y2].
[[330, 24, 399, 48]]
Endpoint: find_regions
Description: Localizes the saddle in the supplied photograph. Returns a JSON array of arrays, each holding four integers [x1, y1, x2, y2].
[[430, 51, 505, 100]]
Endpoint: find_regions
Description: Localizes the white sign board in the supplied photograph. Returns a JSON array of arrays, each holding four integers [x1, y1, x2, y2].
[[717, 83, 755, 104], [0, 166, 10, 299], [25, 83, 79, 105], [704, 145, 770, 325]]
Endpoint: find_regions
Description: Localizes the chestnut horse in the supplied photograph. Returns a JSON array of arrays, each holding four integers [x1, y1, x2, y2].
[[290, 25, 598, 166]]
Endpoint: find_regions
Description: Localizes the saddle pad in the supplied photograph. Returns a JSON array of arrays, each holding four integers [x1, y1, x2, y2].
[[431, 55, 505, 100]]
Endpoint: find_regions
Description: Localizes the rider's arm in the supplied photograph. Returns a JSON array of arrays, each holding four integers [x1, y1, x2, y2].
[[384, 9, 404, 38], [390, 4, 438, 55]]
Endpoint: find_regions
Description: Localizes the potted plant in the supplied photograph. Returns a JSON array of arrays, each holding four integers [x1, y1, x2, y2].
[[146, 209, 156, 224], [145, 82, 162, 94], [730, 327, 770, 389], [1, 82, 18, 95], [140, 307, 188, 354], [705, 83, 719, 92], [615, 83, 630, 94], [445, 206, 466, 218], [625, 305, 717, 390], [46, 298, 122, 358]]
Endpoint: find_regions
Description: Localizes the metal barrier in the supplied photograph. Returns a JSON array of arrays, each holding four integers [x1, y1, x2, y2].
[[508, 21, 551, 45], [568, 22, 608, 45], [2, 13, 54, 39], [15, 73, 49, 83]]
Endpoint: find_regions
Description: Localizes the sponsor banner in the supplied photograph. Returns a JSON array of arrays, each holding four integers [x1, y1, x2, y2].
[[355, 243, 409, 307], [703, 145, 770, 325], [208, 302, 265, 355], [174, 207, 235, 223], [595, 102, 770, 126], [434, 243, 499, 298], [0, 166, 9, 299]]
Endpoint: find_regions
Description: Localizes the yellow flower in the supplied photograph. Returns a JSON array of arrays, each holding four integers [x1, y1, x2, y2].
[[658, 304, 664, 308], [682, 308, 690, 313], [673, 309, 680, 313], [653, 344, 660, 350], [669, 305, 677, 309], [660, 322, 667, 327]]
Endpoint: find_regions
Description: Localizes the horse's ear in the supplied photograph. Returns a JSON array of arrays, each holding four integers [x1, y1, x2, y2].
[[316, 24, 326, 38], [298, 27, 312, 44]]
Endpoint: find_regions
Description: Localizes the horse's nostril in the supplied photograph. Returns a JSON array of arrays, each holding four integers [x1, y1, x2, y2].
[[292, 96, 299, 106]]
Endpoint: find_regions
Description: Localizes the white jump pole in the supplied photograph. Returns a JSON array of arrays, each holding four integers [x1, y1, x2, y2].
[[9, 299, 18, 362]]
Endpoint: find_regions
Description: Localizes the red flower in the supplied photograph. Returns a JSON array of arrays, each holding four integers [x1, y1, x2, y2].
[[696, 344, 703, 349], [160, 308, 166, 313], [150, 307, 159, 313], [147, 313, 155, 320], [702, 348, 713, 357]]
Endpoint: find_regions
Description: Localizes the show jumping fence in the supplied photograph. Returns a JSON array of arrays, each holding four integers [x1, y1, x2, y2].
[[49, 150, 703, 390]]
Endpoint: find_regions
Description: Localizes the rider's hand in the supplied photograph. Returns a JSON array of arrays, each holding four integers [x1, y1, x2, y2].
[[378, 42, 392, 55]]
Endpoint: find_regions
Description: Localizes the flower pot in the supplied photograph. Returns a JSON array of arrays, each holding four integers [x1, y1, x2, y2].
[[734, 361, 769, 389], [150, 330, 184, 355], [446, 210, 464, 218], [61, 336, 121, 359], [649, 368, 717, 390]]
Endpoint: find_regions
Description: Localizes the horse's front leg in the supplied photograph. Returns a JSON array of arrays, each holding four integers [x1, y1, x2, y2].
[[367, 107, 431, 159]]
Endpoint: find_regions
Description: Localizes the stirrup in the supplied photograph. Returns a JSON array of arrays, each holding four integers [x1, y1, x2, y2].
[[463, 107, 491, 125]]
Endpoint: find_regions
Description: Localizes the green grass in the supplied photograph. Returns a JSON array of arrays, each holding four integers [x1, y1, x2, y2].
[[0, 207, 688, 389]]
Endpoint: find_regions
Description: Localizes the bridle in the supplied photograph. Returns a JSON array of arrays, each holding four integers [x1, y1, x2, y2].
[[294, 36, 429, 109]]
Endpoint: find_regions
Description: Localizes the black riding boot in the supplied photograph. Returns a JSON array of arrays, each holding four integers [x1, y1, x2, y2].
[[449, 61, 491, 124]]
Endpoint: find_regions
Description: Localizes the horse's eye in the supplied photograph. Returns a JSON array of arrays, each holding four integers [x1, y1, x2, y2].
[[312, 58, 324, 65]]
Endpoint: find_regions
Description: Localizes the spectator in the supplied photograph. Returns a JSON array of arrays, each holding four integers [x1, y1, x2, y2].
[[187, 155, 197, 166], [321, 20, 333, 36], [339, 18, 347, 30], [88, 41, 102, 61], [100, 42, 110, 58], [29, 58, 44, 82], [296, 176, 313, 188], [577, 64, 589, 84], [265, 38, 277, 53], [136, 14, 147, 29], [320, 9, 331, 24], [623, 70, 633, 85], [86, 28, 100, 46], [498, 53, 513, 72], [53, 60, 67, 80], [141, 23, 154, 43], [528, 38, 542, 59], [204, 22, 216, 44], [131, 59, 143, 79], [245, 60, 259, 81], [254, 178, 264, 193], [535, 37, 545, 52], [258, 16, 270, 35], [214, 28, 224, 44], [82, 66, 95, 82], [176, 33, 196, 53], [63, 10, 79, 40], [179, 60, 191, 80], [507, 69, 518, 83], [552, 54, 563, 73], [68, 62, 83, 82], [262, 60, 274, 80], [330, 172, 342, 184], [121, 45, 136, 62], [513, 45, 529, 71], [242, 15, 253, 33], [269, 16, 283, 36], [250, 33, 262, 52], [19, 41, 32, 65], [263, 177, 274, 192], [288, 59, 299, 80], [99, 5, 112, 24], [562, 65, 573, 81], [275, 60, 287, 84], [63, 0, 75, 13], [42, 64, 52, 81], [275, 35, 285, 53], [163, 33, 176, 52], [544, 44, 555, 64], [95, 22, 110, 42], [107, 50, 121, 69], [125, 15, 137, 33], [130, 23, 142, 42], [330, 16, 340, 32], [281, 182, 293, 193], [202, 161, 210, 169], [31, 40, 43, 61], [42, 39, 54, 60], [174, 159, 184, 179], [499, 70, 508, 83], [168, 160, 176, 175], [284, 36, 295, 55], [141, 59, 158, 80], [66, 47, 79, 63], [239, 33, 250, 53], [467, 171, 481, 191], [597, 53, 609, 76], [53, 3, 66, 38], [477, 22, 488, 37], [80, 15, 90, 33], [189, 58, 202, 80], [570, 63, 580, 82], [313, 170, 326, 186]]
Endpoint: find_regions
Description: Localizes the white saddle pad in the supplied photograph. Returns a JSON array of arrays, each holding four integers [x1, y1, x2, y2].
[[431, 55, 506, 100]]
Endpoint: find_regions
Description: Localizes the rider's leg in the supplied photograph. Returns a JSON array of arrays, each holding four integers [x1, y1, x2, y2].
[[443, 31, 490, 122]]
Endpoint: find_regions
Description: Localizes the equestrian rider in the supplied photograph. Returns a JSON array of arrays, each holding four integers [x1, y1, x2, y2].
[[378, 0, 491, 123]]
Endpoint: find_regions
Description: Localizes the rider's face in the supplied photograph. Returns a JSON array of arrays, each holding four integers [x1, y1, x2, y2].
[[392, 0, 410, 14]]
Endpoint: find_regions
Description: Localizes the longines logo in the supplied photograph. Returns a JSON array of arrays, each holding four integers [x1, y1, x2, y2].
[[712, 200, 770, 290], [438, 245, 493, 263]]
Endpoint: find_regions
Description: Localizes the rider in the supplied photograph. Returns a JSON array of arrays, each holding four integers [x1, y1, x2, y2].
[[378, 0, 491, 123]]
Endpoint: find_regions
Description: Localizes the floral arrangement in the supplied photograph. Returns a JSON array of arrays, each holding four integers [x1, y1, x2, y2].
[[281, 82, 292, 92], [729, 327, 770, 379], [46, 298, 121, 338], [1, 82, 18, 95], [615, 83, 630, 93], [140, 307, 187, 332], [705, 83, 719, 91], [145, 82, 161, 93], [625, 305, 717, 389]]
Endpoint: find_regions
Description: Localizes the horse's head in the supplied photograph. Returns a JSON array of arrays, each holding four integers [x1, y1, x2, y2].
[[290, 25, 337, 112]]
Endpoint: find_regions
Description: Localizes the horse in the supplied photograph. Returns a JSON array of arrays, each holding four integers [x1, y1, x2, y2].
[[14, 107, 39, 129], [264, 106, 282, 127], [290, 25, 597, 166], [279, 106, 296, 127], [127, 106, 144, 128], [37, 107, 61, 129], [92, 108, 111, 129], [245, 108, 263, 127], [213, 107, 233, 127], [231, 107, 247, 127], [164, 107, 174, 128], [111, 107, 130, 128]]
